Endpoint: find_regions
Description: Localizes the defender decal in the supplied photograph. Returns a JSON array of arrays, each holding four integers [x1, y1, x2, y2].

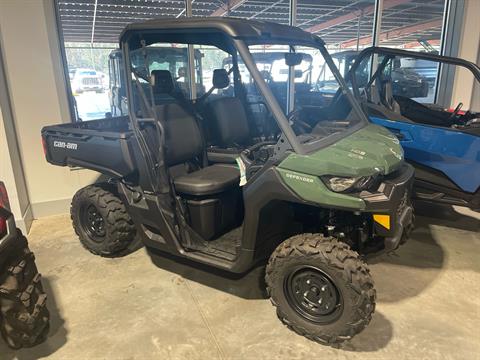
[[285, 173, 314, 183]]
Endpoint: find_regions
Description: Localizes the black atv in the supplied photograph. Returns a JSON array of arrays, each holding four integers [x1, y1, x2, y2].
[[0, 182, 50, 349]]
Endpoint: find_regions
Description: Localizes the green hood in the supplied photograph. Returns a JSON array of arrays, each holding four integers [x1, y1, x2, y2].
[[279, 124, 404, 177]]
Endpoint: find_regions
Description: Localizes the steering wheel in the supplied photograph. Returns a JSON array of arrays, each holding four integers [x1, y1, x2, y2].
[[449, 102, 463, 121], [287, 109, 312, 135], [240, 141, 277, 168]]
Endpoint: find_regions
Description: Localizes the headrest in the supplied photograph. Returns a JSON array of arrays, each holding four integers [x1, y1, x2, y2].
[[178, 67, 186, 78], [212, 69, 230, 89], [151, 70, 174, 94]]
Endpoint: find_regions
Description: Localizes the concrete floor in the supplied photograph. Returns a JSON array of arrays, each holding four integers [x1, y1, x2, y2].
[[1, 202, 479, 360]]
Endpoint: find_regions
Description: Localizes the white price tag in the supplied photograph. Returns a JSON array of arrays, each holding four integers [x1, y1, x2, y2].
[[235, 157, 247, 186]]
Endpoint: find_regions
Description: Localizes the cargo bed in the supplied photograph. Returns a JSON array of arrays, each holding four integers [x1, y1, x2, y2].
[[41, 116, 138, 177]]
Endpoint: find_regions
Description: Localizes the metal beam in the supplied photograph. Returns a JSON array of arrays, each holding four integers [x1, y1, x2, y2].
[[340, 18, 443, 48], [248, 0, 285, 20], [403, 38, 440, 48], [90, 0, 98, 45], [211, 0, 246, 16], [305, 0, 411, 34]]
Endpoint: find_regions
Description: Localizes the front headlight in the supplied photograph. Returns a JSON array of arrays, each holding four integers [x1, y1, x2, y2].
[[321, 175, 374, 193]]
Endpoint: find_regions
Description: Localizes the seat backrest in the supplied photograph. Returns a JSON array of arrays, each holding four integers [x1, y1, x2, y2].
[[149, 71, 204, 166], [151, 70, 177, 105], [205, 69, 250, 147], [207, 97, 250, 147], [382, 79, 401, 114], [155, 103, 204, 166]]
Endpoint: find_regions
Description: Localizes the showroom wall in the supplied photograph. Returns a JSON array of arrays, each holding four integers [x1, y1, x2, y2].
[[0, 0, 98, 231]]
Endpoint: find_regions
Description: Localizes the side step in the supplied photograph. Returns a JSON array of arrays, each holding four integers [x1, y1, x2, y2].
[[414, 190, 469, 206]]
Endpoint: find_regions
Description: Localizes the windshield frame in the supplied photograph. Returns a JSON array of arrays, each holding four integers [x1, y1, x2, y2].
[[236, 38, 370, 154]]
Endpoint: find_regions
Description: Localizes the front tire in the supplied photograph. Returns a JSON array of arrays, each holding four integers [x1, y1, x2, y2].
[[71, 184, 136, 257], [265, 233, 376, 345], [0, 232, 50, 349]]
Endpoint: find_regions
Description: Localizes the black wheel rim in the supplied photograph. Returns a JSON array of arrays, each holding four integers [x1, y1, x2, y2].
[[284, 266, 343, 324], [80, 204, 106, 241]]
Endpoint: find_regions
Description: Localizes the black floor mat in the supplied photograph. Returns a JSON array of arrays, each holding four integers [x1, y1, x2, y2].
[[207, 226, 242, 256]]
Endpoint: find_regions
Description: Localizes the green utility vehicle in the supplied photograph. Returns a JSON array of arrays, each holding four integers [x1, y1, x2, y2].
[[42, 18, 414, 344]]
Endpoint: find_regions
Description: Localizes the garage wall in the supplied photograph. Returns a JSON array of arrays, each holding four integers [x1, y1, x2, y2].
[[0, 0, 99, 224]]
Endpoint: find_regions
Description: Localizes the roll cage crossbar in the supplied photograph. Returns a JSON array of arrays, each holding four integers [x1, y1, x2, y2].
[[348, 46, 480, 101]]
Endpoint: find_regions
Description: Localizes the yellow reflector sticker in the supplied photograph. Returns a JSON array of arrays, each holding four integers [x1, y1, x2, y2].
[[373, 214, 391, 230]]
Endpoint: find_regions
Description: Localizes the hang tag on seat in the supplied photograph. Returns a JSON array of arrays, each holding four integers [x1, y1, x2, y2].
[[235, 157, 247, 186]]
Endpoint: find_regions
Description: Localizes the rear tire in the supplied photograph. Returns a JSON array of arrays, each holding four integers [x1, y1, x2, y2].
[[71, 184, 136, 257], [265, 233, 376, 345], [0, 232, 50, 349]]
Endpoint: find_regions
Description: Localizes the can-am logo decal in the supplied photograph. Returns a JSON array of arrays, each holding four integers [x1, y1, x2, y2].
[[286, 173, 314, 183], [53, 141, 78, 150]]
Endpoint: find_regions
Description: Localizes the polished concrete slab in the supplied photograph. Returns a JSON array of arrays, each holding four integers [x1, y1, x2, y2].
[[1, 202, 479, 359]]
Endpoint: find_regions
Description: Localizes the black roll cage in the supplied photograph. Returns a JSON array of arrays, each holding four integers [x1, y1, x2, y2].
[[121, 28, 369, 161], [348, 46, 480, 101]]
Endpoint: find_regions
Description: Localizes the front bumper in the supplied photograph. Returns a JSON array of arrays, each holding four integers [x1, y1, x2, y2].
[[361, 164, 415, 250], [80, 86, 102, 91], [384, 203, 414, 251]]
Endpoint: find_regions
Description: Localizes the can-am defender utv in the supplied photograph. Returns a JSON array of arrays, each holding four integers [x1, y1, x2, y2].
[[0, 182, 50, 349], [42, 18, 414, 344]]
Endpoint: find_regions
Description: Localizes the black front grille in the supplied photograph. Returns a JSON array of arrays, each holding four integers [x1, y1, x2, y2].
[[397, 189, 410, 218], [82, 77, 101, 86]]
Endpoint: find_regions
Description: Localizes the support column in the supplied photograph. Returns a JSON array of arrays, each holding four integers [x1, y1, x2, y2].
[[286, 0, 297, 115], [0, 38, 32, 232], [450, 0, 480, 109], [370, 0, 384, 76], [186, 0, 197, 100], [371, 0, 384, 46]]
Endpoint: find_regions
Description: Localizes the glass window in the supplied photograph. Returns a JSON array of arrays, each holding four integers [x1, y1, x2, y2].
[[56, 0, 188, 122], [376, 0, 446, 102], [379, 0, 445, 53], [63, 44, 114, 121], [193, 45, 231, 95], [297, 0, 376, 51]]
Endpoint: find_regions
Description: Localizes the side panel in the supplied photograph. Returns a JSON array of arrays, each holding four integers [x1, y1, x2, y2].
[[42, 132, 136, 177], [370, 116, 480, 193]]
